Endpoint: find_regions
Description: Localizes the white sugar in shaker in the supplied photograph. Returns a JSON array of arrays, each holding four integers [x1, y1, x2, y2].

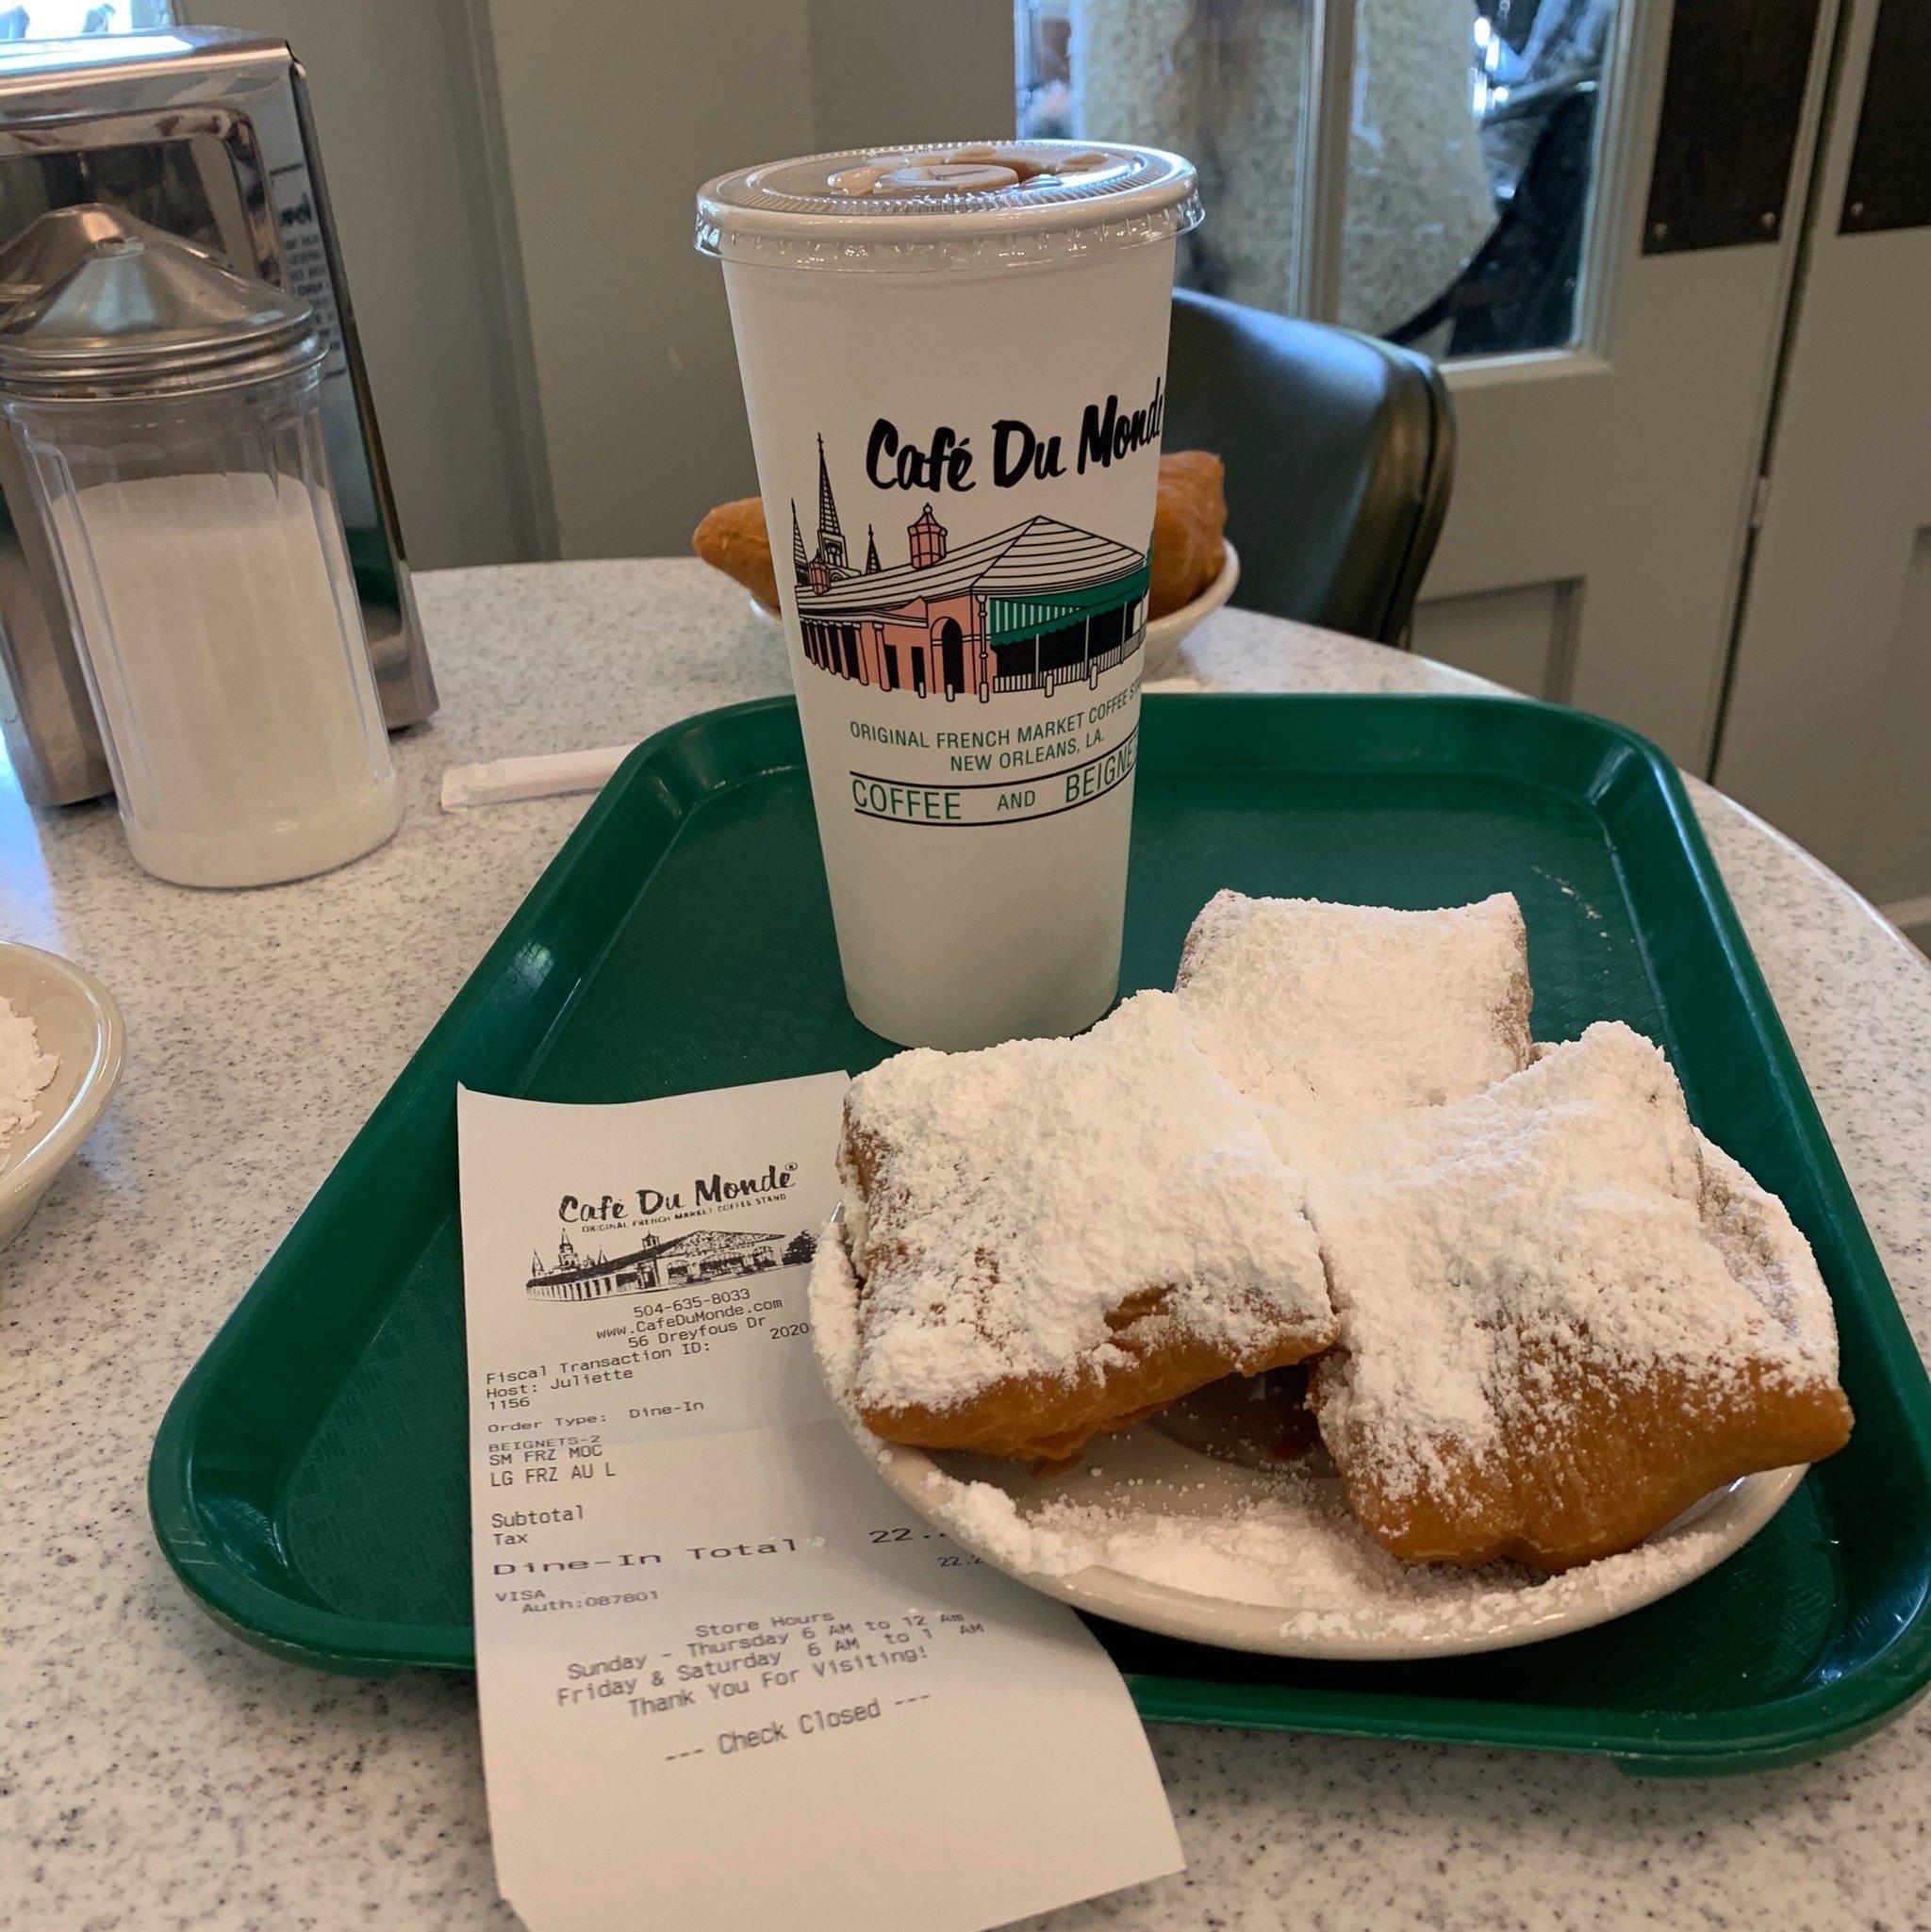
[[0, 225, 400, 887]]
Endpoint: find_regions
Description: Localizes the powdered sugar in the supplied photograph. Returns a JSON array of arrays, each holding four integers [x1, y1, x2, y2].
[[1698, 1135, 1842, 1369], [1175, 890, 1532, 1115], [973, 1473, 1741, 1643], [1300, 1021, 1842, 1506], [838, 989, 1332, 1419], [1170, 894, 1840, 1534], [811, 887, 1847, 1644], [809, 1217, 1758, 1648], [0, 995, 56, 1149]]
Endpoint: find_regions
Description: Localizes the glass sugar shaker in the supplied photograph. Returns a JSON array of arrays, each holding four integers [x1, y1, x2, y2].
[[0, 223, 401, 887]]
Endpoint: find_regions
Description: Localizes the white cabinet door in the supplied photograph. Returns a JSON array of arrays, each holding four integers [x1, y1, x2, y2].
[[1712, 0, 1931, 933], [1039, 0, 1846, 771], [1398, 0, 1842, 768], [476, 0, 1014, 566]]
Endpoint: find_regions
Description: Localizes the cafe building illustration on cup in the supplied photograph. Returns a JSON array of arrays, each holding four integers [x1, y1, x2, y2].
[[790, 438, 1149, 702]]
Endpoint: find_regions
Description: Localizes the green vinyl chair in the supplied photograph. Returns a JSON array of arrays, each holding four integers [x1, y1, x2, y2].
[[1163, 287, 1456, 646]]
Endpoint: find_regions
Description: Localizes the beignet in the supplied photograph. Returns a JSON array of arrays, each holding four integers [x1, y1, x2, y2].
[[838, 991, 1335, 1461], [1304, 1022, 1852, 1570]]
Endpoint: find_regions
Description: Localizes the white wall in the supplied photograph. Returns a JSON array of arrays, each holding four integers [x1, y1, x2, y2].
[[185, 0, 542, 569], [482, 0, 1014, 562], [179, 1, 1011, 568]]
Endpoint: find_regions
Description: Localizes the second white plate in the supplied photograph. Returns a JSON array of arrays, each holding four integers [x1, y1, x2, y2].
[[0, 941, 123, 1254]]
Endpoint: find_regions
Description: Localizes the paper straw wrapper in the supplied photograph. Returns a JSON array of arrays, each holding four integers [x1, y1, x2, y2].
[[439, 745, 635, 811]]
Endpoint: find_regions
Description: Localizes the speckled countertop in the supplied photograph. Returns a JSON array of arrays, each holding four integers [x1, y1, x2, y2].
[[6, 559, 1931, 1932]]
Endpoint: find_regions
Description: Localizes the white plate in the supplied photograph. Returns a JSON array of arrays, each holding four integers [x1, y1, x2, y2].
[[1141, 538, 1240, 680], [0, 942, 123, 1253], [743, 540, 1241, 682], [812, 1220, 1807, 1660]]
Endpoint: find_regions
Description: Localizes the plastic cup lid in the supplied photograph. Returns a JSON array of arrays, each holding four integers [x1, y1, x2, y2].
[[696, 140, 1201, 273]]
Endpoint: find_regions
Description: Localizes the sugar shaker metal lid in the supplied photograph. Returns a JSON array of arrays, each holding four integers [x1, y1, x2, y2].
[[0, 204, 176, 308], [0, 211, 322, 400]]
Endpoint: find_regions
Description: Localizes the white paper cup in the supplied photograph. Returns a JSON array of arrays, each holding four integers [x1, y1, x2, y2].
[[699, 142, 1200, 1049]]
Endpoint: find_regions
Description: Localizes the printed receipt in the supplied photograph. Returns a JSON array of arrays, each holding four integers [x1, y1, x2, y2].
[[458, 1075, 1181, 1932]]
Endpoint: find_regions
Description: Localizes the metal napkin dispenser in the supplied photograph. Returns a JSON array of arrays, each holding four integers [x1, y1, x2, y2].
[[0, 26, 436, 806]]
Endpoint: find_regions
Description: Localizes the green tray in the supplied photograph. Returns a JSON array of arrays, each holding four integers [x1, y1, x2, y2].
[[149, 693, 1931, 1775]]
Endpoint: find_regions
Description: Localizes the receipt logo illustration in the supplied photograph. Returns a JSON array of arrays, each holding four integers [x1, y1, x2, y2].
[[525, 1227, 817, 1304]]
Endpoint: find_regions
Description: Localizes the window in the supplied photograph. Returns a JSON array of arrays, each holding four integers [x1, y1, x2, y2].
[[0, 0, 173, 34], [1016, 0, 1616, 358]]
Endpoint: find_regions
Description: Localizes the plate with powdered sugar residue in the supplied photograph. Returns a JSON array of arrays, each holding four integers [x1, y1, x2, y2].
[[0, 942, 123, 1257], [807, 1216, 1807, 1661]]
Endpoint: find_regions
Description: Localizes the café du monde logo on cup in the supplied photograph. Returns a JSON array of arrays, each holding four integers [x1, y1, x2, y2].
[[788, 435, 1150, 704]]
